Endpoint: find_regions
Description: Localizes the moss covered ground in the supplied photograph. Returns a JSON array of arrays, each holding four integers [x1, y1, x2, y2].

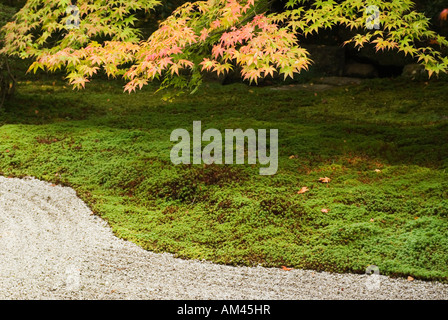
[[1, 76, 447, 281]]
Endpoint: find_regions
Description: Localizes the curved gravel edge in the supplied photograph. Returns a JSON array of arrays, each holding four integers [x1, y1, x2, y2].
[[0, 176, 447, 300]]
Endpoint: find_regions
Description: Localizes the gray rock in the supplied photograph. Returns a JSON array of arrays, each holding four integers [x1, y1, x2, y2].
[[351, 46, 413, 67], [344, 61, 378, 78], [302, 44, 346, 76], [402, 63, 427, 78]]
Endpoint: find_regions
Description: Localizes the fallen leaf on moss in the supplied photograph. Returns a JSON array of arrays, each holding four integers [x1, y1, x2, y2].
[[319, 177, 331, 183], [297, 187, 309, 194]]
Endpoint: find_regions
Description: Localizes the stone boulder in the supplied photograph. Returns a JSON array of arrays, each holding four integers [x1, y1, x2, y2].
[[302, 44, 346, 76], [401, 63, 427, 79], [344, 61, 378, 78]]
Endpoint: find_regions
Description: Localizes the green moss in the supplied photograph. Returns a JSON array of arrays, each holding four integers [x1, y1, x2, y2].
[[0, 77, 447, 281]]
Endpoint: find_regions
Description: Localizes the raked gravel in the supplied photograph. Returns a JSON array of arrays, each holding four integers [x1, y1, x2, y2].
[[0, 175, 447, 300]]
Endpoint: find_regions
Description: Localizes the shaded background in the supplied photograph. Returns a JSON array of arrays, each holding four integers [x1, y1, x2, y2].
[[1, 0, 447, 97]]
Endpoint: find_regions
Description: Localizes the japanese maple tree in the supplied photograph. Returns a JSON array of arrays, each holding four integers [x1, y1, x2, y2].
[[1, 0, 447, 94]]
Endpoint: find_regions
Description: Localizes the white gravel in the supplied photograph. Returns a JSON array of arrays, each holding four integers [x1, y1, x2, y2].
[[0, 175, 447, 300]]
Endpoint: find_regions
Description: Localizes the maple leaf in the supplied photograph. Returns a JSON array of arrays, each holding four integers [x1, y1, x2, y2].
[[124, 81, 137, 94], [242, 67, 262, 84], [3, 0, 448, 95], [170, 63, 180, 76], [212, 45, 226, 59], [84, 66, 100, 77], [68, 76, 90, 89], [213, 63, 232, 76], [297, 187, 309, 194], [89, 55, 104, 66], [199, 58, 217, 72], [211, 19, 221, 29], [263, 65, 277, 78], [321, 208, 329, 213], [178, 59, 194, 69], [281, 266, 292, 271], [199, 28, 209, 42], [318, 177, 331, 183], [158, 57, 173, 70], [280, 65, 295, 80]]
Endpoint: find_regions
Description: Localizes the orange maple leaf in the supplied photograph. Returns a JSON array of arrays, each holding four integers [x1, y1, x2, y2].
[[318, 177, 331, 183], [297, 187, 309, 194], [211, 19, 221, 29], [281, 266, 292, 271], [199, 28, 209, 41], [212, 44, 226, 58]]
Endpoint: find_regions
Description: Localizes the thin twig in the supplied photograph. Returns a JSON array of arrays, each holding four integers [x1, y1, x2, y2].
[[5, 58, 16, 86]]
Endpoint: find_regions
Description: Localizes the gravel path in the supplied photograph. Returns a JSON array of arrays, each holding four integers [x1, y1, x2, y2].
[[0, 176, 447, 300]]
